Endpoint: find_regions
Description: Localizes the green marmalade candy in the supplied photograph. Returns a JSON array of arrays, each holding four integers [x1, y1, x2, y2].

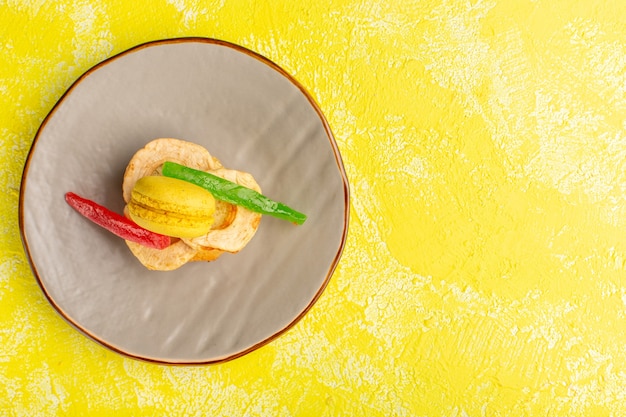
[[162, 161, 307, 225]]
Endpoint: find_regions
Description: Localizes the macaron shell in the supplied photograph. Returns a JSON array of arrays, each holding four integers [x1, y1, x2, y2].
[[127, 203, 214, 238], [128, 176, 216, 238]]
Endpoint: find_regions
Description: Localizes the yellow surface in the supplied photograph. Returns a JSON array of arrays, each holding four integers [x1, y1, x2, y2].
[[2, 0, 626, 415]]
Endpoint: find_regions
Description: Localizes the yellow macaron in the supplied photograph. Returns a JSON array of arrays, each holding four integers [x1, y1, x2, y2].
[[127, 175, 216, 238]]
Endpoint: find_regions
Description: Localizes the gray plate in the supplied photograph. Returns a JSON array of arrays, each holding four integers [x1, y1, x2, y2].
[[19, 38, 349, 364]]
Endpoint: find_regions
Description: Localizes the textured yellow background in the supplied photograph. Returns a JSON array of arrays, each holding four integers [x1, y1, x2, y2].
[[2, 0, 626, 415]]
